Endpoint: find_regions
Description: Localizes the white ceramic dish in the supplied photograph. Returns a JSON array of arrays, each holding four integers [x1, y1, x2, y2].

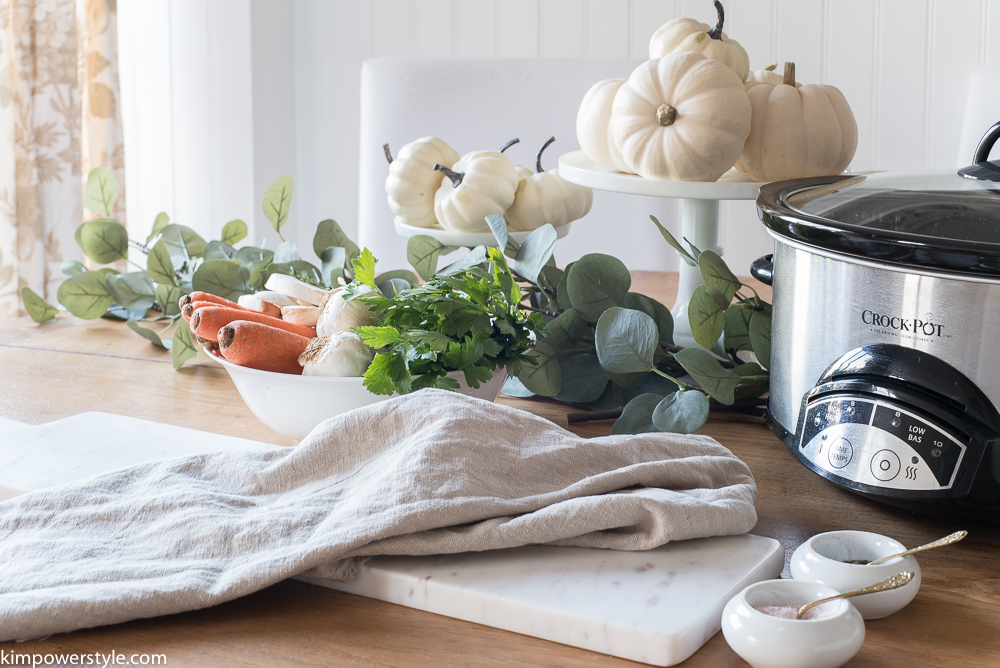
[[393, 218, 571, 247], [207, 352, 507, 441], [790, 530, 921, 620], [722, 578, 865, 668]]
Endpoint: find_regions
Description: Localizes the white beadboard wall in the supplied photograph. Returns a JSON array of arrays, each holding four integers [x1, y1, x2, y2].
[[118, 0, 1000, 275]]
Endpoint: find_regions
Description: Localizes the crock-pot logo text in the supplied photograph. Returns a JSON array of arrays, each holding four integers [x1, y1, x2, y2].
[[861, 310, 945, 337]]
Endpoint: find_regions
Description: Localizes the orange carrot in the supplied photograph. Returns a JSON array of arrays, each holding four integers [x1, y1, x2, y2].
[[179, 291, 244, 311], [218, 320, 310, 374], [181, 299, 247, 322], [190, 305, 316, 341]]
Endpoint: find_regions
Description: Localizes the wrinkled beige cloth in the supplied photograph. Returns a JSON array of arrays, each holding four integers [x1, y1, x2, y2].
[[0, 390, 757, 641]]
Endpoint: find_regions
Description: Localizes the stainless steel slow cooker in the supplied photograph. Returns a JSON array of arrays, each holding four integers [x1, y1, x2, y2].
[[752, 121, 1000, 525]]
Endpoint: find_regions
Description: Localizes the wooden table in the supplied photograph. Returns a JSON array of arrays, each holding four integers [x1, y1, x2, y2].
[[1, 272, 997, 668]]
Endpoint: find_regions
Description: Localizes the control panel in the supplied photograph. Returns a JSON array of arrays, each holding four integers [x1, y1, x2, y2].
[[798, 397, 967, 492]]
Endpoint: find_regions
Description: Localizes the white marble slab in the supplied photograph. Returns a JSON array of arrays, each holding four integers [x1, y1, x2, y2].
[[0, 412, 783, 666]]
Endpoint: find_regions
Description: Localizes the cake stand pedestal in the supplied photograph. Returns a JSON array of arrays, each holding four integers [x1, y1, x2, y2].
[[558, 150, 765, 348]]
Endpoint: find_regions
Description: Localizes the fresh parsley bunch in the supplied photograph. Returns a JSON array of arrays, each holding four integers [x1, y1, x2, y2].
[[344, 247, 545, 395]]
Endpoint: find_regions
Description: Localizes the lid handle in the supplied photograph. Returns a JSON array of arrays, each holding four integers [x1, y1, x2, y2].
[[958, 119, 1000, 181], [972, 120, 1000, 164]]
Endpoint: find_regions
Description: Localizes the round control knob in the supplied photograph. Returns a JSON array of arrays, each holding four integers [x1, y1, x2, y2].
[[870, 449, 901, 481]]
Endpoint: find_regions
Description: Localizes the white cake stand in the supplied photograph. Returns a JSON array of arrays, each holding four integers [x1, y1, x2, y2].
[[558, 150, 765, 348]]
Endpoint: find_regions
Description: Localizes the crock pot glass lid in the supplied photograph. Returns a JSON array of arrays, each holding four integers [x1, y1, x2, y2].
[[784, 171, 1000, 245]]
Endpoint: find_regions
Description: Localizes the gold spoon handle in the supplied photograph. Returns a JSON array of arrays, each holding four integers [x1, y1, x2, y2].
[[795, 571, 914, 619], [867, 530, 968, 566]]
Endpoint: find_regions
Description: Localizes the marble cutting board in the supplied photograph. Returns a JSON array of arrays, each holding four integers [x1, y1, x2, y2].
[[0, 412, 783, 666]]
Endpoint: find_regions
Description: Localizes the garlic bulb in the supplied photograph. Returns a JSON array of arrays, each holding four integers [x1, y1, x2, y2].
[[298, 332, 374, 377], [316, 289, 379, 337]]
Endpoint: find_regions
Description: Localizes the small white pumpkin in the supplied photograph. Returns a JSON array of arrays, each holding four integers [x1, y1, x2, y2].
[[735, 62, 858, 182], [433, 150, 519, 232], [505, 137, 594, 232], [648, 0, 750, 82], [576, 79, 636, 174], [385, 137, 460, 228], [611, 52, 752, 182]]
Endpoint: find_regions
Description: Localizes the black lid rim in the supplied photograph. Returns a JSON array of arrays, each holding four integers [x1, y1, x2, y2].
[[757, 175, 1000, 278]]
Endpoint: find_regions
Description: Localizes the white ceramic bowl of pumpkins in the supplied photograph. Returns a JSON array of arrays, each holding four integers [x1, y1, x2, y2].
[[575, 0, 858, 184]]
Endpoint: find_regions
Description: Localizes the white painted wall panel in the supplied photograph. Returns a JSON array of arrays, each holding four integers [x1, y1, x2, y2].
[[499, 0, 539, 57], [453, 1, 496, 57], [371, 0, 413, 57], [413, 0, 454, 57], [875, 0, 928, 171], [585, 0, 630, 58], [825, 0, 876, 170], [772, 0, 821, 82], [540, 0, 584, 57]]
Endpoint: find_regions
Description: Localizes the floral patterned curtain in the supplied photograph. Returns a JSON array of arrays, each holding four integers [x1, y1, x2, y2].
[[0, 0, 125, 320]]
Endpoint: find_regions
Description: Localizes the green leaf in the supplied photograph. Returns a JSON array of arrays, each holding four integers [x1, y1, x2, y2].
[[147, 212, 170, 245], [82, 167, 119, 217], [274, 240, 300, 263], [625, 292, 674, 345], [352, 248, 378, 287], [407, 235, 446, 281], [155, 283, 183, 317], [611, 393, 663, 435], [650, 215, 696, 266], [363, 352, 404, 395], [106, 305, 148, 321], [440, 245, 488, 275], [724, 304, 754, 352], [248, 257, 273, 290], [734, 361, 766, 378], [580, 380, 626, 411], [673, 347, 739, 405], [160, 224, 208, 260], [21, 286, 59, 323], [203, 240, 236, 261], [313, 219, 360, 262], [221, 219, 248, 246], [127, 319, 170, 349], [78, 218, 128, 264], [57, 271, 115, 319], [106, 271, 156, 310], [192, 260, 251, 301], [623, 373, 679, 404], [651, 390, 710, 434], [595, 307, 657, 375], [262, 174, 293, 238], [378, 278, 410, 297], [61, 259, 87, 277], [354, 325, 403, 348], [486, 213, 509, 251], [698, 250, 741, 305], [544, 308, 588, 350], [556, 261, 574, 310], [376, 269, 420, 287], [146, 240, 176, 286], [512, 224, 557, 283], [565, 253, 631, 321], [749, 310, 772, 369], [604, 369, 648, 388], [171, 320, 198, 369], [518, 341, 561, 396], [321, 246, 347, 288], [235, 246, 274, 265], [552, 353, 609, 404], [688, 285, 725, 349]]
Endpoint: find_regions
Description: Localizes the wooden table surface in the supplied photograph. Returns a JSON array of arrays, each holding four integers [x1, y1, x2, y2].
[[1, 271, 997, 668]]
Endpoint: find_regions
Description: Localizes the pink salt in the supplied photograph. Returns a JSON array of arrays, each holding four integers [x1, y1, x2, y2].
[[754, 605, 833, 620]]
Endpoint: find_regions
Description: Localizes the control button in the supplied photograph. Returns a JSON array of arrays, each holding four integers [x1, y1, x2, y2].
[[828, 438, 853, 469], [871, 449, 901, 481], [891, 417, 901, 427]]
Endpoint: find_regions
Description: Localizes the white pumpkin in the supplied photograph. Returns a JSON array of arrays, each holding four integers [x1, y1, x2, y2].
[[505, 137, 594, 232], [648, 0, 750, 82], [385, 137, 460, 228], [576, 79, 636, 174], [611, 53, 752, 182], [735, 62, 858, 182], [433, 150, 519, 232]]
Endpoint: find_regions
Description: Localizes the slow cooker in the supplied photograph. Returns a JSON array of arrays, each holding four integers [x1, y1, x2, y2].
[[752, 121, 1000, 526]]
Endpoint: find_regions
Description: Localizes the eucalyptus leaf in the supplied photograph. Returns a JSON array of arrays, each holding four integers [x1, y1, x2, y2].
[[82, 166, 119, 217], [544, 308, 588, 351], [20, 286, 59, 323], [160, 224, 207, 261], [604, 369, 648, 388], [155, 283, 183, 317], [512, 224, 557, 283], [580, 380, 626, 411], [625, 292, 674, 345], [57, 271, 114, 319], [688, 285, 725, 349], [623, 372, 679, 404], [248, 257, 273, 291], [274, 240, 300, 264], [78, 218, 129, 264], [127, 319, 170, 349], [192, 260, 251, 301], [699, 250, 741, 304], [147, 212, 170, 245], [235, 246, 274, 265], [556, 261, 574, 310], [552, 353, 609, 404], [595, 307, 657, 375], [611, 393, 663, 435], [440, 245, 488, 275], [106, 271, 156, 310], [565, 254, 631, 321], [378, 278, 410, 297], [749, 310, 772, 369], [649, 215, 696, 266], [313, 219, 359, 261], [203, 240, 236, 261], [407, 235, 446, 281], [734, 361, 766, 379], [221, 219, 248, 246], [518, 341, 561, 396], [501, 375, 535, 398], [486, 213, 508, 251], [60, 259, 87, 278], [146, 240, 176, 286], [651, 390, 710, 434], [724, 304, 754, 352], [262, 174, 293, 237], [321, 246, 347, 288], [673, 347, 739, 405], [172, 319, 199, 369], [376, 269, 420, 287], [107, 305, 149, 321]]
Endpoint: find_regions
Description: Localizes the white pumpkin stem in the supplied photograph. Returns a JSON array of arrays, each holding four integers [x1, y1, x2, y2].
[[499, 138, 520, 153], [536, 136, 556, 173], [434, 164, 464, 187], [383, 144, 393, 164], [764, 62, 777, 71], [656, 104, 677, 127], [707, 0, 725, 40], [783, 62, 796, 86]]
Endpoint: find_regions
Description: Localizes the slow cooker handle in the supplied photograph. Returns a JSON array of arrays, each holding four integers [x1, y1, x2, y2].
[[750, 254, 773, 286], [973, 120, 1000, 164]]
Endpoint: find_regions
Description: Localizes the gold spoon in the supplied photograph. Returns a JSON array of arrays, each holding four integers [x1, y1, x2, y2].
[[867, 530, 968, 566], [796, 571, 914, 619]]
